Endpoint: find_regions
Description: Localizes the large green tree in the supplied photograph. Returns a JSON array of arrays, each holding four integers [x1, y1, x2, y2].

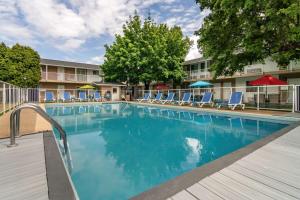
[[196, 0, 300, 77], [0, 43, 40, 87], [102, 14, 191, 89]]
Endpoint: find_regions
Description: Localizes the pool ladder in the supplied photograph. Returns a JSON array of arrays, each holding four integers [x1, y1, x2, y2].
[[8, 103, 68, 154]]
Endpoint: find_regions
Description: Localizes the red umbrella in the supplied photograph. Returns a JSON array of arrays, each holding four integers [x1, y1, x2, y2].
[[156, 83, 169, 90], [249, 75, 287, 103], [248, 75, 287, 86]]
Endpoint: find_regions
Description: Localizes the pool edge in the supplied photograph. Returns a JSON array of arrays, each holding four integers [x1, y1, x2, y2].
[[131, 120, 300, 200], [43, 131, 79, 200]]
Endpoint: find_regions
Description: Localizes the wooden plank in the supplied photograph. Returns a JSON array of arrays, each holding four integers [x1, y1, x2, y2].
[[171, 190, 198, 200], [229, 164, 300, 199], [219, 168, 298, 200], [0, 134, 49, 200], [199, 177, 249, 200], [210, 172, 273, 200], [237, 159, 300, 189], [187, 183, 223, 200]]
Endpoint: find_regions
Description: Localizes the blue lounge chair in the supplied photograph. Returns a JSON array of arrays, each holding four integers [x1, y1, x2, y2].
[[62, 91, 71, 102], [94, 91, 102, 102], [219, 92, 245, 110], [44, 91, 55, 102], [150, 92, 162, 103], [78, 91, 87, 102], [195, 92, 213, 107], [137, 93, 150, 102], [160, 92, 175, 104], [177, 92, 192, 105]]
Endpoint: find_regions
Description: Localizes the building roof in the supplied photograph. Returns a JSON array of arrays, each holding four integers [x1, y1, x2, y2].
[[92, 82, 126, 87], [40, 58, 100, 70], [183, 57, 210, 65]]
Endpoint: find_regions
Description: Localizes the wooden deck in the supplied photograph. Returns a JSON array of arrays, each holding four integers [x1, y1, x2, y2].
[[0, 133, 49, 200], [168, 126, 300, 200]]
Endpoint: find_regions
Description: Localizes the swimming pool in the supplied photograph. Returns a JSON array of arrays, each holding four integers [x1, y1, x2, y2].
[[45, 103, 290, 200]]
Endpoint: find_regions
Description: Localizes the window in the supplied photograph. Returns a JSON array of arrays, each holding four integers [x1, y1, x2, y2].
[[113, 88, 117, 94], [200, 62, 205, 72], [246, 81, 257, 92], [93, 70, 98, 75]]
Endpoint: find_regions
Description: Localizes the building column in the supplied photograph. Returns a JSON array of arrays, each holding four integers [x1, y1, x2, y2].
[[46, 65, 48, 80], [75, 68, 77, 81]]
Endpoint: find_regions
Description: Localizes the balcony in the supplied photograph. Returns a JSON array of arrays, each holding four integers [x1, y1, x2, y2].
[[185, 70, 211, 80], [41, 72, 102, 83]]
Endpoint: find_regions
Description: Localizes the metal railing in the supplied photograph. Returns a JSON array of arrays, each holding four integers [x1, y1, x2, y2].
[[8, 103, 68, 154], [0, 81, 28, 115], [137, 85, 299, 112], [41, 72, 102, 82]]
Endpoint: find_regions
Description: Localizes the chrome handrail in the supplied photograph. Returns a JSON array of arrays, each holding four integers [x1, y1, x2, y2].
[[8, 103, 68, 154]]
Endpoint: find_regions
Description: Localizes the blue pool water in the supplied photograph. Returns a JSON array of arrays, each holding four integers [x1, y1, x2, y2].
[[46, 103, 289, 200]]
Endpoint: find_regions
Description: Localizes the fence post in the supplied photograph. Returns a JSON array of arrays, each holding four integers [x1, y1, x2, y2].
[[179, 89, 181, 101], [192, 89, 195, 102], [8, 84, 11, 110], [257, 86, 260, 110], [2, 84, 5, 112], [292, 85, 295, 113]]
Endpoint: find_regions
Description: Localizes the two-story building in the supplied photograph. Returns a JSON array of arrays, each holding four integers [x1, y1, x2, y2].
[[39, 58, 125, 101], [182, 57, 300, 108]]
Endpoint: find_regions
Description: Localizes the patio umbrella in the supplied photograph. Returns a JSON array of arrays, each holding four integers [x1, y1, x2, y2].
[[79, 85, 95, 89], [156, 83, 169, 90], [189, 81, 212, 88], [248, 75, 287, 102]]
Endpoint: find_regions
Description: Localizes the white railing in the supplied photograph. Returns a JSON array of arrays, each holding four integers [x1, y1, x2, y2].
[[0, 81, 29, 115], [41, 72, 102, 82], [138, 85, 299, 112]]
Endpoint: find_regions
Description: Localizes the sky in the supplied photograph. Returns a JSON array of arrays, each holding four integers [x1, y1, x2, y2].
[[0, 0, 209, 64]]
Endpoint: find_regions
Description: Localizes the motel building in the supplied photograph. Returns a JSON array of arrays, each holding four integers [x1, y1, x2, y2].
[[39, 58, 125, 101], [180, 57, 300, 111]]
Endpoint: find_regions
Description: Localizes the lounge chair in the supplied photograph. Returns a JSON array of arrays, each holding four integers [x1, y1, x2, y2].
[[150, 92, 162, 103], [219, 92, 245, 110], [195, 92, 213, 107], [61, 91, 71, 102], [44, 91, 55, 102], [177, 92, 192, 105], [160, 92, 175, 104], [78, 91, 88, 102], [137, 93, 150, 102], [94, 91, 102, 102]]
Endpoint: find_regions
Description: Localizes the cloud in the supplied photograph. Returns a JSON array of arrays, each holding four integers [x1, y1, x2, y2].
[[88, 55, 105, 64], [185, 35, 202, 61], [0, 0, 209, 62], [55, 39, 85, 52]]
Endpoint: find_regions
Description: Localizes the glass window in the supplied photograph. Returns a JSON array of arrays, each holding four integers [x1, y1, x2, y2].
[[113, 88, 117, 93], [93, 70, 98, 75]]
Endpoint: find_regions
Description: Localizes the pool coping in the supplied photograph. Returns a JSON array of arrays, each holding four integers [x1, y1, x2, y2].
[[131, 119, 300, 200], [43, 131, 79, 200]]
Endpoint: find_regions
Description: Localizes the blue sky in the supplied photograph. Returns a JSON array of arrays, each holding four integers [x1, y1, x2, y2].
[[0, 0, 209, 64]]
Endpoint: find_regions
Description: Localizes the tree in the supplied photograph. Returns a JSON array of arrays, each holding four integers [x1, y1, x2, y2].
[[0, 43, 40, 87], [102, 13, 191, 89], [196, 0, 300, 77]]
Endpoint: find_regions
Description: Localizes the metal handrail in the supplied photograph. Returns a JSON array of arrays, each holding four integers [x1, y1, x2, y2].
[[8, 103, 68, 154]]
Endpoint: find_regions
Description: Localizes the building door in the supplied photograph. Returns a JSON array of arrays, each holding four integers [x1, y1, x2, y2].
[[57, 67, 64, 81], [112, 87, 119, 101]]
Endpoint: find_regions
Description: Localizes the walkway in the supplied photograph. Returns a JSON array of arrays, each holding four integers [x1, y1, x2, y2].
[[0, 133, 48, 200], [168, 126, 300, 200]]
